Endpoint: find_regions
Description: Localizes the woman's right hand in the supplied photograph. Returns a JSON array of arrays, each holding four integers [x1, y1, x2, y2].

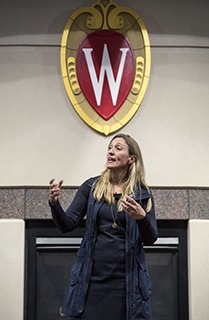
[[49, 178, 64, 205]]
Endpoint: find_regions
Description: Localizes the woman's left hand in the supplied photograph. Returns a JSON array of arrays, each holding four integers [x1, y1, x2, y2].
[[121, 195, 146, 220]]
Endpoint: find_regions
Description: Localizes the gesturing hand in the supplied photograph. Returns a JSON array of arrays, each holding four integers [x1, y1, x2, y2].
[[121, 195, 146, 220], [49, 178, 63, 205]]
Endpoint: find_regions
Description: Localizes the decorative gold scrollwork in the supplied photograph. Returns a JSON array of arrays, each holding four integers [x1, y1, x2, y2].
[[131, 57, 145, 95], [90, 0, 121, 30], [107, 7, 124, 29], [67, 57, 81, 95], [86, 7, 103, 29]]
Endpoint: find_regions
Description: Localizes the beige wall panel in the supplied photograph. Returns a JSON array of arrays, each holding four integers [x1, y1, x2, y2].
[[142, 47, 209, 187], [0, 220, 25, 320], [0, 0, 208, 47], [188, 220, 209, 320], [0, 46, 208, 186]]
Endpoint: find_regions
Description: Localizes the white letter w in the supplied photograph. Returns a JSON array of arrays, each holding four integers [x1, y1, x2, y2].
[[82, 44, 129, 106]]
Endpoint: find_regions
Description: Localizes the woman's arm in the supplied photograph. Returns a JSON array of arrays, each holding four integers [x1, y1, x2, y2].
[[49, 179, 92, 233], [138, 195, 158, 245]]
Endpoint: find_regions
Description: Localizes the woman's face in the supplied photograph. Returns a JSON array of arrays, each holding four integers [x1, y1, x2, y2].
[[106, 137, 131, 171]]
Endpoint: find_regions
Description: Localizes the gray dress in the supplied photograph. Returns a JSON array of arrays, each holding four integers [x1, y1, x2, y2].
[[71, 194, 126, 320]]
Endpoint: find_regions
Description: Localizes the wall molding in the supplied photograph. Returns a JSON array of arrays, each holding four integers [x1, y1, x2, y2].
[[0, 187, 208, 220]]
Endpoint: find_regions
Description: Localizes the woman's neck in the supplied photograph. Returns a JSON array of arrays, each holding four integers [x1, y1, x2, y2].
[[111, 171, 127, 193]]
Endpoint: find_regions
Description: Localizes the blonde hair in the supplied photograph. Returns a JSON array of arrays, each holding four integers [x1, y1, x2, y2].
[[93, 134, 152, 212]]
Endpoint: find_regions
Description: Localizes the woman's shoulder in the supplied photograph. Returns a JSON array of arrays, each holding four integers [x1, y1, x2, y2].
[[134, 184, 152, 200], [81, 175, 100, 188], [75, 176, 100, 199]]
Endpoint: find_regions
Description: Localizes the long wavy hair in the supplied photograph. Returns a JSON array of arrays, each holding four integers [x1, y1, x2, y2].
[[93, 133, 152, 212]]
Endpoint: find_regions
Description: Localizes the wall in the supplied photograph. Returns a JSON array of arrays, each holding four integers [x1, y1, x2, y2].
[[0, 0, 208, 187], [0, 1, 209, 320]]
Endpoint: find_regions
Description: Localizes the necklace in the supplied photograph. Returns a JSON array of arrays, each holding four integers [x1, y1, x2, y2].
[[110, 203, 119, 229]]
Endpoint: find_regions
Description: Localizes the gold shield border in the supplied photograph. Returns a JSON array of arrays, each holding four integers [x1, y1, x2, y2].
[[60, 0, 151, 136]]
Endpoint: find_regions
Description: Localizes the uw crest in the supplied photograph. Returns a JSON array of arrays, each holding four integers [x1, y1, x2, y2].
[[60, 0, 151, 135]]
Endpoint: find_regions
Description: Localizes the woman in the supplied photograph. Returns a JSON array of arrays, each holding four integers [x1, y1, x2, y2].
[[49, 133, 158, 320]]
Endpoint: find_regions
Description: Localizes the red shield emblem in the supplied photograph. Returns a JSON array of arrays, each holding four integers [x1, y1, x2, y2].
[[76, 30, 135, 120], [60, 0, 151, 135]]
